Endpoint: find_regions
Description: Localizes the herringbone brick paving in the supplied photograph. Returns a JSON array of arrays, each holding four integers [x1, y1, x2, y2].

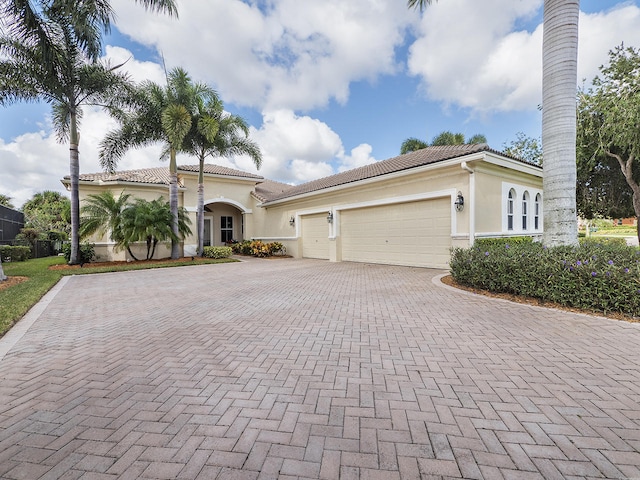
[[0, 258, 639, 479]]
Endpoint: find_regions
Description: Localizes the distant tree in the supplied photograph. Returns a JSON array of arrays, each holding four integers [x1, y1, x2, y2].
[[22, 190, 71, 233], [400, 137, 429, 154], [431, 131, 466, 146], [0, 194, 15, 209], [400, 131, 486, 154], [503, 132, 543, 164], [577, 44, 640, 242]]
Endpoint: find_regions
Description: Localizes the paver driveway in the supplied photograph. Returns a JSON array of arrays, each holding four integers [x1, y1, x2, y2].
[[1, 258, 640, 480]]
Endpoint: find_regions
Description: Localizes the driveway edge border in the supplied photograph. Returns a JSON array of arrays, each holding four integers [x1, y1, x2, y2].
[[0, 275, 70, 362]]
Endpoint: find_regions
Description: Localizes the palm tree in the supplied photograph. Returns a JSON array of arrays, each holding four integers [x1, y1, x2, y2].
[[79, 190, 132, 255], [400, 131, 487, 153], [0, 0, 177, 264], [400, 137, 428, 154], [100, 68, 205, 259], [0, 11, 133, 264], [120, 197, 191, 260], [541, 0, 579, 246], [185, 94, 262, 256], [0, 1, 177, 65], [408, 0, 580, 246]]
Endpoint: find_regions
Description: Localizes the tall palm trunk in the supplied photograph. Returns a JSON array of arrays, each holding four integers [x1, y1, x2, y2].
[[542, 0, 579, 246], [69, 111, 81, 264], [169, 147, 180, 259], [197, 154, 205, 256]]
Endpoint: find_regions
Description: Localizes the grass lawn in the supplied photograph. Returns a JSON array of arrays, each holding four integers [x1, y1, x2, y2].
[[0, 256, 237, 338]]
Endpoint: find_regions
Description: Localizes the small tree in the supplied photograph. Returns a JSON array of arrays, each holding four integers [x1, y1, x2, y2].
[[120, 197, 191, 260], [577, 44, 640, 242], [503, 132, 543, 165]]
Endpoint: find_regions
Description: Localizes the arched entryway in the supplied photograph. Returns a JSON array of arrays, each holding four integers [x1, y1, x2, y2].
[[202, 201, 245, 246]]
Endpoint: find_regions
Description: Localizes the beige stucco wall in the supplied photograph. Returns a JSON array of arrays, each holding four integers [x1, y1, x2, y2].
[[258, 162, 471, 259], [178, 173, 260, 255], [473, 161, 543, 239], [74, 153, 543, 265]]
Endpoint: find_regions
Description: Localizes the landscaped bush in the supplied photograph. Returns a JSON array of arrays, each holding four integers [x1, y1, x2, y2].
[[0, 245, 31, 262], [61, 242, 96, 264], [227, 240, 285, 257], [202, 246, 233, 259], [450, 240, 640, 317]]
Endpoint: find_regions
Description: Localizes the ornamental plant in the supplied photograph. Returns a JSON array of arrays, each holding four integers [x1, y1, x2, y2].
[[450, 239, 640, 317]]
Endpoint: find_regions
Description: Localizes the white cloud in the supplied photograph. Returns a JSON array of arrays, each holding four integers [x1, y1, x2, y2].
[[407, 1, 640, 113], [337, 144, 377, 172], [110, 0, 414, 111], [209, 109, 376, 184], [103, 46, 166, 84]]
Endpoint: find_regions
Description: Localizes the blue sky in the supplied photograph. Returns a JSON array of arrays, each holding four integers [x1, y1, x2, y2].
[[2, 0, 640, 208]]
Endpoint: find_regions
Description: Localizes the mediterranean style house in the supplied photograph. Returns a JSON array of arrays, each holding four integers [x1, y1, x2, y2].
[[62, 144, 543, 269]]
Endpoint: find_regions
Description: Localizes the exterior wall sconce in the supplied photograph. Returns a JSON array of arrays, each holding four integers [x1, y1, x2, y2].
[[454, 192, 464, 212], [326, 211, 333, 223], [289, 216, 295, 226]]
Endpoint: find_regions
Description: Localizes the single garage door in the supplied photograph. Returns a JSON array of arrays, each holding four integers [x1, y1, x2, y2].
[[341, 198, 451, 268], [302, 213, 330, 259]]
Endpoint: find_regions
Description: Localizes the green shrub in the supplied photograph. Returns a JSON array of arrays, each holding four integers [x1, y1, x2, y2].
[[228, 240, 285, 257], [450, 241, 640, 317], [203, 246, 233, 259], [474, 236, 534, 248], [579, 236, 628, 247], [61, 242, 96, 264], [0, 245, 31, 262]]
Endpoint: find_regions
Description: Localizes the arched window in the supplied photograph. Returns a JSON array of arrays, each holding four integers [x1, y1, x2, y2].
[[507, 189, 515, 231], [522, 191, 529, 230], [534, 193, 541, 230]]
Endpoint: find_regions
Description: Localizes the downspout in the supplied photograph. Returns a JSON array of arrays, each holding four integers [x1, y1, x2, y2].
[[461, 162, 475, 246]]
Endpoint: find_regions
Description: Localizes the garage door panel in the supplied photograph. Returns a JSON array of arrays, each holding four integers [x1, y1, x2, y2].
[[341, 198, 451, 268], [302, 214, 329, 259]]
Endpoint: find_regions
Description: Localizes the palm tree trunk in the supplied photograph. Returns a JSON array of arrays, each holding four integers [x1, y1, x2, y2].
[[169, 147, 180, 259], [0, 257, 6, 282], [69, 112, 81, 264], [197, 154, 205, 256], [542, 0, 579, 247]]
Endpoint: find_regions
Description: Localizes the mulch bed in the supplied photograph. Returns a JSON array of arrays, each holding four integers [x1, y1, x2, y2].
[[49, 256, 224, 270], [0, 276, 28, 291], [441, 274, 638, 323]]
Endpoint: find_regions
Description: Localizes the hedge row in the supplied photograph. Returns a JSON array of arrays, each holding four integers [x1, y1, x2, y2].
[[450, 238, 640, 317], [0, 245, 31, 262], [202, 246, 233, 259], [228, 240, 285, 257]]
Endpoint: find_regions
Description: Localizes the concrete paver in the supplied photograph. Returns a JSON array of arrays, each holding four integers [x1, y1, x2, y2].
[[1, 258, 639, 479]]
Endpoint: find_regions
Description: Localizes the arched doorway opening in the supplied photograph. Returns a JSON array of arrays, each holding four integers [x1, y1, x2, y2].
[[202, 202, 245, 246]]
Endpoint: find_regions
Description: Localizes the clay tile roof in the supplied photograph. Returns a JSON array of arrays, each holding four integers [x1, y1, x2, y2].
[[72, 164, 264, 186], [75, 167, 174, 185], [178, 164, 264, 180], [253, 179, 295, 202], [261, 144, 496, 203]]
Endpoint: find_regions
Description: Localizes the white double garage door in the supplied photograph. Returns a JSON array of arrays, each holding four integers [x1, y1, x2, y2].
[[301, 197, 452, 269]]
